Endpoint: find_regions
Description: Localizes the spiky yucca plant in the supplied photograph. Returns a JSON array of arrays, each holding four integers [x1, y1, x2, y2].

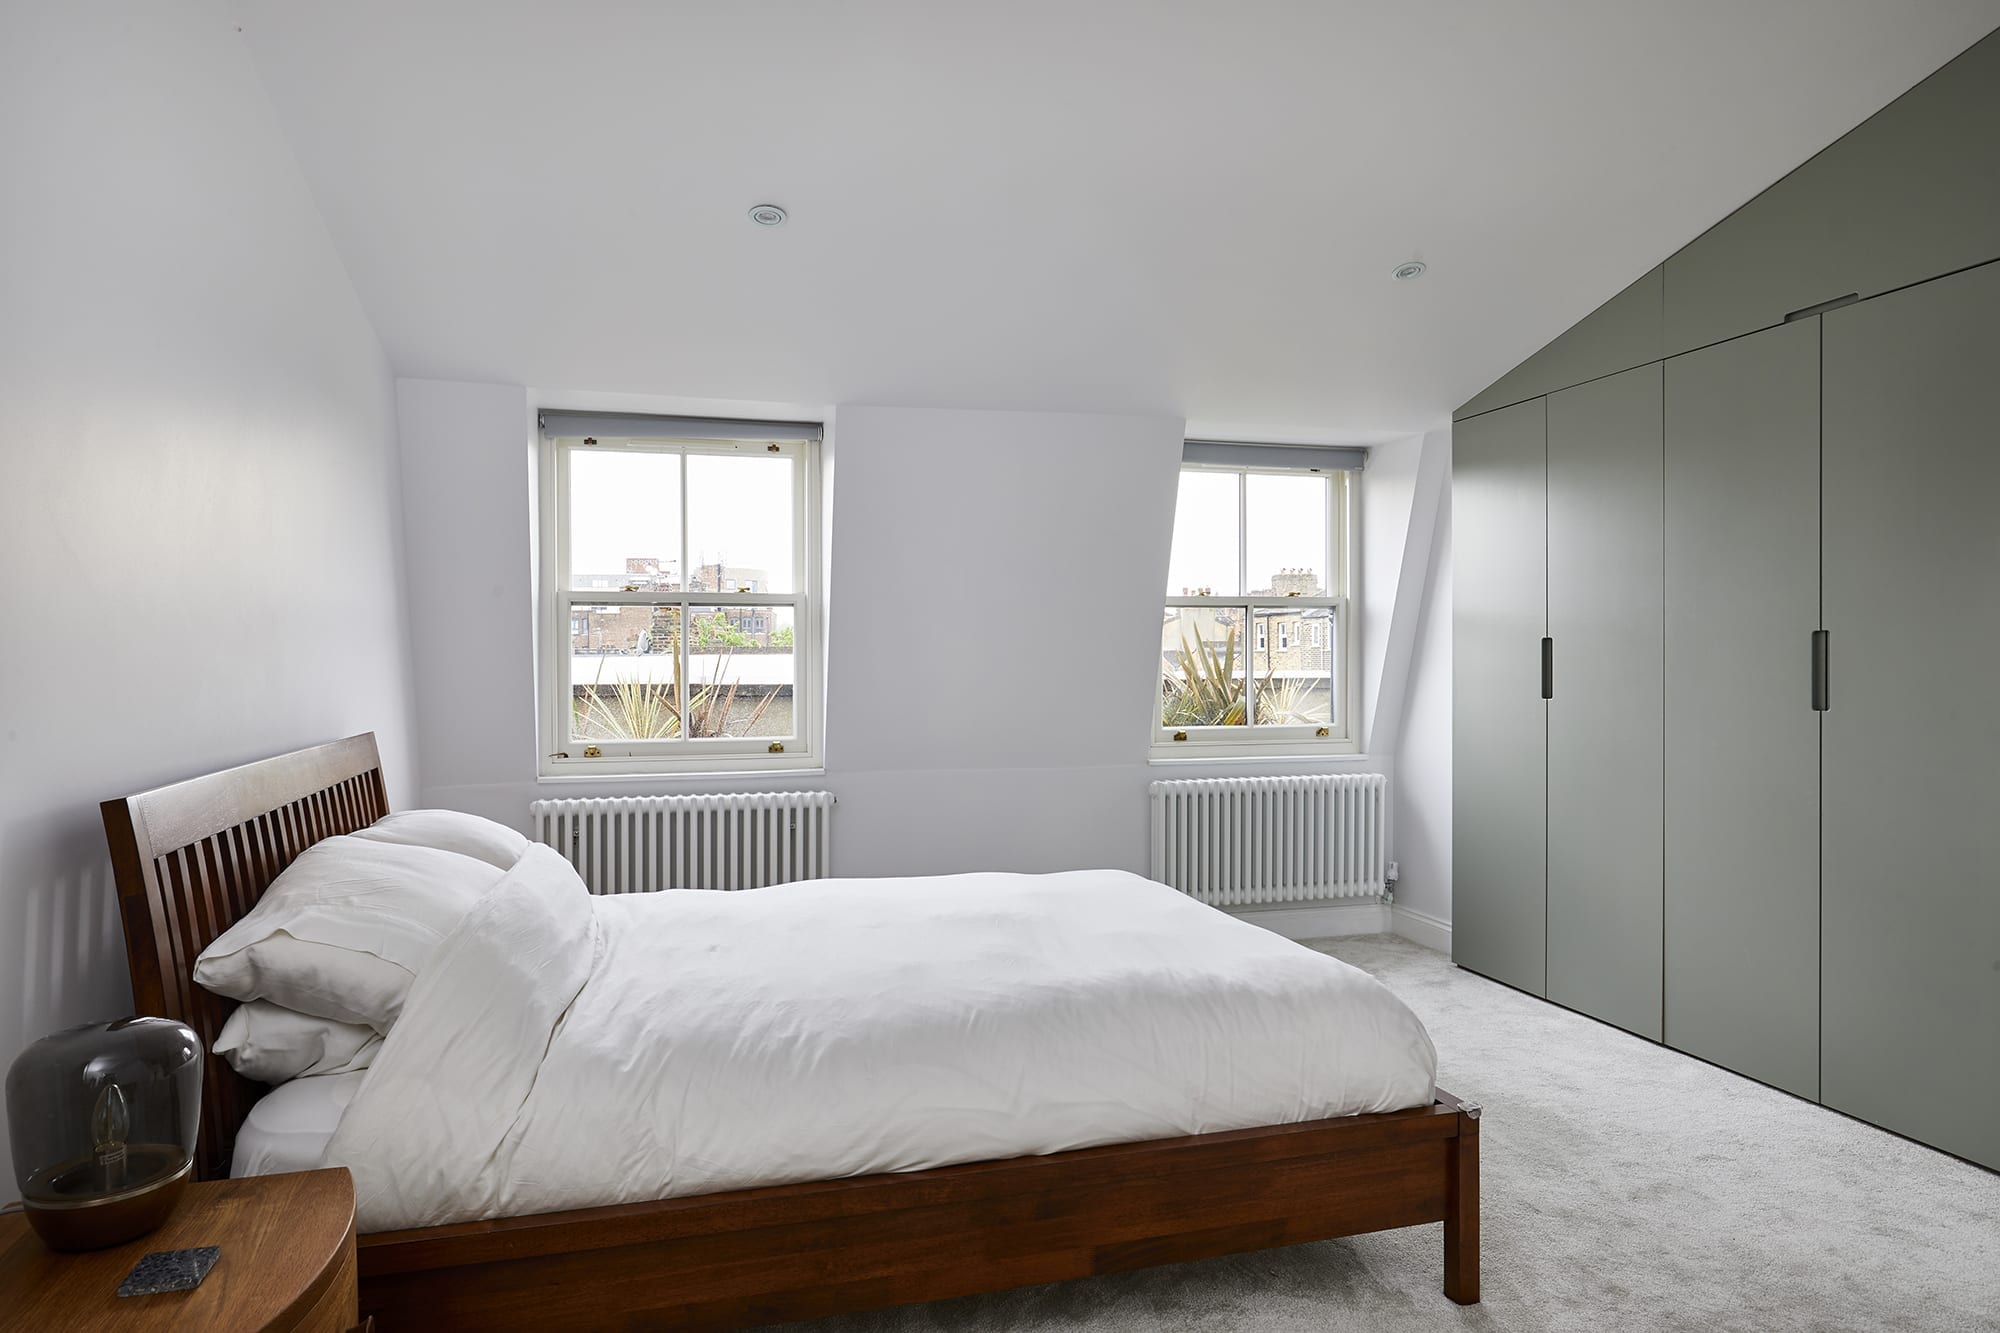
[[573, 641, 782, 741], [1254, 672, 1320, 726], [575, 667, 683, 739], [1161, 624, 1248, 726], [681, 662, 778, 737], [1162, 624, 1328, 728]]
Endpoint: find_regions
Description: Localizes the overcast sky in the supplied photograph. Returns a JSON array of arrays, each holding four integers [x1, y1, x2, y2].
[[569, 450, 794, 592], [1167, 470, 1329, 597]]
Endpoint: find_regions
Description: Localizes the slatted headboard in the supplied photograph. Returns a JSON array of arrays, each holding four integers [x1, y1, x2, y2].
[[100, 733, 389, 1180]]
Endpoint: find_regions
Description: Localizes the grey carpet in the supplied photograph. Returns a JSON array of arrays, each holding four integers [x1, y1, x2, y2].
[[775, 933, 2000, 1332]]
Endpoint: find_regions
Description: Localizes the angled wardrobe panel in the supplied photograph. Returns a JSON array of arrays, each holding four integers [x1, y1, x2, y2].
[[1664, 29, 2000, 356], [1822, 261, 2000, 1169], [1452, 397, 1547, 995], [1456, 267, 1664, 420], [1662, 319, 1821, 1097], [1545, 364, 1664, 1039]]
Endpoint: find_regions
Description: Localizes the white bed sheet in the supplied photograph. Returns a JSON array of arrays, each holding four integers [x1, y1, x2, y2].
[[325, 851, 1439, 1233], [231, 1070, 367, 1179]]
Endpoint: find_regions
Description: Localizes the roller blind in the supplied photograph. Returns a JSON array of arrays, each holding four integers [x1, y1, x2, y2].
[[539, 410, 822, 442], [1183, 440, 1367, 471]]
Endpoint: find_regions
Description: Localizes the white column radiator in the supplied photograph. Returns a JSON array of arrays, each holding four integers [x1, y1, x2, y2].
[[1148, 774, 1388, 906], [529, 792, 835, 894]]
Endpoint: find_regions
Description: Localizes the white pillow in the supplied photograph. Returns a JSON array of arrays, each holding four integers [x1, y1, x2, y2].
[[194, 837, 502, 1030], [231, 1069, 367, 1178], [351, 809, 529, 870], [214, 1000, 382, 1084]]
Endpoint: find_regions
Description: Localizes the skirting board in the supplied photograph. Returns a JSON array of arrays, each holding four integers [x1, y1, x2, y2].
[[1226, 899, 1390, 941], [1390, 904, 1453, 954]]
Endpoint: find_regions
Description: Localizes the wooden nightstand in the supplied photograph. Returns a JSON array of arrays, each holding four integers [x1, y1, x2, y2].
[[0, 1167, 358, 1331]]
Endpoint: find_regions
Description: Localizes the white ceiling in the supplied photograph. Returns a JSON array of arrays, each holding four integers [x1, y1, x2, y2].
[[231, 1, 2000, 441]]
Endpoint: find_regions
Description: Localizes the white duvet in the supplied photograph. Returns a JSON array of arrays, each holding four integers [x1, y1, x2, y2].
[[324, 848, 1437, 1233]]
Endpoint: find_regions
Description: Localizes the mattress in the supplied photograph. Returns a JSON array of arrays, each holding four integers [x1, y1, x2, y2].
[[323, 851, 1439, 1232], [231, 1069, 367, 1178]]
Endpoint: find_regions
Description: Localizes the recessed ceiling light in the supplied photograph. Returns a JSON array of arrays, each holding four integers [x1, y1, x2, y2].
[[1392, 260, 1427, 281], [748, 204, 788, 227]]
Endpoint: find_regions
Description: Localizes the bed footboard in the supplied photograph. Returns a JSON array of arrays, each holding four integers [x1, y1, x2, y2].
[[358, 1094, 1481, 1330]]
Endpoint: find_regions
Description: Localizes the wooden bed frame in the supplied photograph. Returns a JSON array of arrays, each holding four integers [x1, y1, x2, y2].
[[102, 733, 1481, 1329]]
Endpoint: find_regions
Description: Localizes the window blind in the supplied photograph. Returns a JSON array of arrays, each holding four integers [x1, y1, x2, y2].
[[539, 410, 822, 442], [1182, 440, 1367, 471]]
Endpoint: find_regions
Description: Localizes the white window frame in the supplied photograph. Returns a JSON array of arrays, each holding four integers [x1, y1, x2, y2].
[[538, 424, 823, 777], [1155, 460, 1358, 760]]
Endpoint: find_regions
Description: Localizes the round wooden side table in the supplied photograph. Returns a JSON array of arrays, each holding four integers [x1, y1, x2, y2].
[[0, 1167, 358, 1331]]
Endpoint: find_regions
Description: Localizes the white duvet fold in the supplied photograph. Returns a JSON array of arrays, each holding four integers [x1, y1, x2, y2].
[[325, 857, 1437, 1233]]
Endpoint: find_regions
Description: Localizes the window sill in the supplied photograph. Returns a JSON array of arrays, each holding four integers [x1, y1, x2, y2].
[[539, 756, 825, 782], [1147, 746, 1367, 767]]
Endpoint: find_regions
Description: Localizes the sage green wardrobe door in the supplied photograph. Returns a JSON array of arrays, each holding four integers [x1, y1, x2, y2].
[[1545, 365, 1664, 1038], [1453, 397, 1547, 995], [1663, 320, 1821, 1097], [1822, 262, 2000, 1170]]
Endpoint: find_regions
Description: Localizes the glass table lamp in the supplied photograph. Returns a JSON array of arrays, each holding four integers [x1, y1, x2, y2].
[[6, 1016, 202, 1251]]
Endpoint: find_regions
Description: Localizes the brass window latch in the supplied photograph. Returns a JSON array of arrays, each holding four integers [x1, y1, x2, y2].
[[1172, 730, 1188, 742], [582, 745, 603, 758], [768, 741, 785, 753]]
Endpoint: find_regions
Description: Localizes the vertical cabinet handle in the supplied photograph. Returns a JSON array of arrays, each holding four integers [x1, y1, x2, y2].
[[1540, 637, 1554, 700], [1811, 629, 1829, 712]]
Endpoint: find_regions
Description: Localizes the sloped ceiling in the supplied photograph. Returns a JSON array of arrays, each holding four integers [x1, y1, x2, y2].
[[230, 1, 2000, 439]]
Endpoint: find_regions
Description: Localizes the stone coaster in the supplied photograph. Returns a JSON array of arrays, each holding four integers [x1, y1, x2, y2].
[[116, 1246, 220, 1297]]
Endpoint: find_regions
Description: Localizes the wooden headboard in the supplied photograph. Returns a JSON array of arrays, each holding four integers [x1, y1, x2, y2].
[[100, 733, 389, 1180]]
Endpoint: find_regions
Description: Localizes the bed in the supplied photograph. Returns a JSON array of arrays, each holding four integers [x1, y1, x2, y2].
[[102, 733, 1481, 1329]]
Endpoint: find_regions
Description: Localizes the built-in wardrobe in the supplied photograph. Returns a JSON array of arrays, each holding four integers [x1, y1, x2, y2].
[[1452, 27, 2000, 1170]]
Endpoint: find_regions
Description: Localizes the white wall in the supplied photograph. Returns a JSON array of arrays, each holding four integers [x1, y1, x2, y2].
[[401, 387, 1396, 877], [1359, 435, 1421, 744], [818, 405, 1183, 872], [395, 380, 538, 796], [1393, 464, 1454, 931], [0, 2, 416, 1183], [1354, 426, 1454, 940], [1358, 430, 1441, 754]]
